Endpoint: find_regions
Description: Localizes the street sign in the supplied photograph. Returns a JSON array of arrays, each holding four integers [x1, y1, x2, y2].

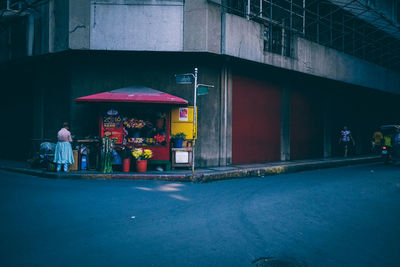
[[174, 68, 214, 175], [175, 74, 193, 84], [197, 86, 208, 96]]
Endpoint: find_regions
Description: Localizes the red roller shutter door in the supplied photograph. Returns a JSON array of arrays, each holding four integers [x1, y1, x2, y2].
[[232, 76, 281, 164], [290, 89, 323, 159]]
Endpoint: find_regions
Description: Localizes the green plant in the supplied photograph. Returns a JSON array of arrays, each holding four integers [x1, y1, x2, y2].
[[172, 132, 186, 139]]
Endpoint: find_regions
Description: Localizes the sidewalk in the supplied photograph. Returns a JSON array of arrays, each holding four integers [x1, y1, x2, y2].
[[0, 155, 381, 183]]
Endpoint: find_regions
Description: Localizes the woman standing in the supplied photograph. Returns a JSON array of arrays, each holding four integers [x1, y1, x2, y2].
[[54, 122, 74, 172]]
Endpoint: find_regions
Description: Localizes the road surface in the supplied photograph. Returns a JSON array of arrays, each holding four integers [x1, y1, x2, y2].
[[1, 163, 400, 266]]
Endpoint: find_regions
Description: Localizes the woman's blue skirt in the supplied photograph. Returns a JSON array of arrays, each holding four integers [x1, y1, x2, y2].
[[53, 142, 74, 165]]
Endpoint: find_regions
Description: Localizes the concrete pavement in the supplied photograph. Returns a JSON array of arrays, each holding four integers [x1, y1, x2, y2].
[[0, 155, 380, 182]]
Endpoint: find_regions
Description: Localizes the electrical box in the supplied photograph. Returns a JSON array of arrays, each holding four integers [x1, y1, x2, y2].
[[171, 106, 197, 140]]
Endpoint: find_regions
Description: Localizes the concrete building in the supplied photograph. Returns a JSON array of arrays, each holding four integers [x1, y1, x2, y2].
[[1, 0, 400, 166]]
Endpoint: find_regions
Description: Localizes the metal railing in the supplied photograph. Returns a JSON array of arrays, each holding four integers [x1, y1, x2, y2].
[[210, 0, 400, 71]]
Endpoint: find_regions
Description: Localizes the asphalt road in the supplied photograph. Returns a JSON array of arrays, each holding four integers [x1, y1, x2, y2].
[[1, 163, 400, 267]]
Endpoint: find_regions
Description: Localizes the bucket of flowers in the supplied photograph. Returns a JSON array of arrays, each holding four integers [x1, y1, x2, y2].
[[120, 146, 132, 172], [132, 148, 153, 173]]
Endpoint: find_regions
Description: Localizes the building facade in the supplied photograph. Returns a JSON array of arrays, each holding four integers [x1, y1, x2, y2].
[[1, 0, 400, 166]]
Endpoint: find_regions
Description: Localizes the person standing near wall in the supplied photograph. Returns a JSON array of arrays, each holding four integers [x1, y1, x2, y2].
[[54, 122, 74, 172], [392, 128, 400, 161], [372, 130, 383, 153], [339, 126, 355, 157]]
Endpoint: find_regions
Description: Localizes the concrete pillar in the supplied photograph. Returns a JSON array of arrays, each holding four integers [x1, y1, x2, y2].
[[48, 0, 55, 52], [281, 86, 291, 161], [323, 96, 332, 158], [26, 14, 34, 56], [221, 4, 226, 54], [219, 63, 232, 166]]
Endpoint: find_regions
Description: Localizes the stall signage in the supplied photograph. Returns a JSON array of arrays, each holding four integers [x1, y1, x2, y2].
[[103, 115, 122, 128], [175, 74, 193, 84], [107, 109, 118, 116], [175, 151, 189, 163], [102, 112, 123, 144], [179, 108, 189, 121], [197, 86, 208, 96]]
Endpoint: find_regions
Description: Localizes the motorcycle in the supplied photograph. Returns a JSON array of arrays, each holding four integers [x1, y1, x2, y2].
[[379, 125, 400, 164], [381, 145, 391, 164]]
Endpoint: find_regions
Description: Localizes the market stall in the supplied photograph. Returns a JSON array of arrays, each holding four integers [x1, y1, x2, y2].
[[75, 86, 188, 171]]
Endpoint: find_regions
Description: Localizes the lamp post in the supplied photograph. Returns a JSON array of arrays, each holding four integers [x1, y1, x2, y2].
[[192, 68, 198, 174], [175, 68, 214, 175]]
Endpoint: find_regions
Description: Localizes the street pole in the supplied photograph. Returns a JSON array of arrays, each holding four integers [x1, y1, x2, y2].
[[175, 68, 212, 176], [192, 68, 198, 175]]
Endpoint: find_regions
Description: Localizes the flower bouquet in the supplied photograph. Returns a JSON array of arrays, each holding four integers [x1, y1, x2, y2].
[[123, 118, 146, 129], [119, 146, 132, 172], [132, 148, 153, 173], [132, 148, 153, 160], [154, 134, 166, 145]]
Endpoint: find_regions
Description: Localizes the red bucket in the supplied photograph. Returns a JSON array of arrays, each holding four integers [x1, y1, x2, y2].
[[136, 160, 148, 173], [122, 158, 131, 172]]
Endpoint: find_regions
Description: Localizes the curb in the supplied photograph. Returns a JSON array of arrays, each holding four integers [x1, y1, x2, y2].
[[0, 167, 193, 182], [192, 156, 381, 183], [0, 156, 380, 183]]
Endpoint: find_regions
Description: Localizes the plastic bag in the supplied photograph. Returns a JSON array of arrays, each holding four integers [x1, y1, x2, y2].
[[112, 149, 122, 165], [80, 145, 89, 155]]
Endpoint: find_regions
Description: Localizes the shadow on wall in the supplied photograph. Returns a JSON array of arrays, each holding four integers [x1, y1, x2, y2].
[[0, 68, 34, 160]]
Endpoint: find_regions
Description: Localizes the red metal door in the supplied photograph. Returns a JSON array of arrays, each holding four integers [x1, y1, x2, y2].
[[232, 75, 281, 164], [290, 89, 323, 159]]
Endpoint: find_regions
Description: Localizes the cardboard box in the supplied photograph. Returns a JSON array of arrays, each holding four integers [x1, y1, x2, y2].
[[70, 150, 79, 171]]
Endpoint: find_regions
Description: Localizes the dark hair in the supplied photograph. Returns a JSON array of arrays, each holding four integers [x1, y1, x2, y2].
[[63, 122, 69, 128]]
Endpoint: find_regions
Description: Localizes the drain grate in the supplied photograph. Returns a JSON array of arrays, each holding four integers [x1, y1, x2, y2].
[[253, 257, 307, 267]]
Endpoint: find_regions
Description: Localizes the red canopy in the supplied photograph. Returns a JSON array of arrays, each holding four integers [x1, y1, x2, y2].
[[75, 86, 188, 105]]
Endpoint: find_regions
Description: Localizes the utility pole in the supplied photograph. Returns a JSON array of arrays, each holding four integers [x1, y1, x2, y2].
[[192, 68, 198, 174], [175, 68, 214, 176]]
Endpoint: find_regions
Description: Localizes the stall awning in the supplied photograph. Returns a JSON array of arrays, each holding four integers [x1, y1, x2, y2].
[[75, 86, 188, 105]]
